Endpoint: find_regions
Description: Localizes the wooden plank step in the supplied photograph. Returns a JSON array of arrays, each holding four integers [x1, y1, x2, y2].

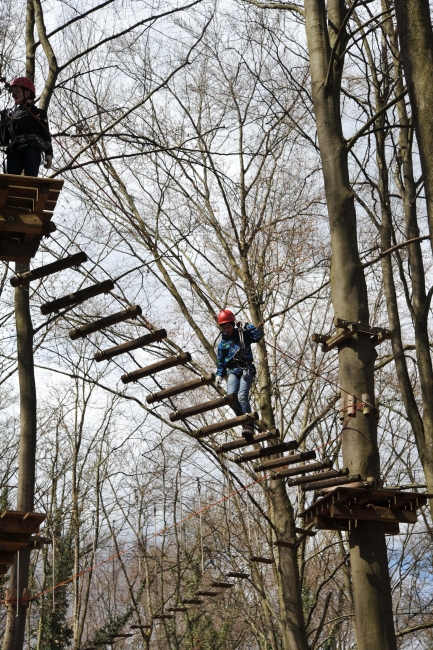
[[226, 571, 249, 578], [41, 280, 114, 315], [286, 469, 347, 487], [168, 607, 188, 612], [10, 252, 88, 286], [7, 185, 38, 199], [182, 598, 203, 604], [234, 441, 299, 465], [130, 624, 152, 629], [301, 474, 361, 492], [195, 590, 218, 597], [146, 373, 215, 403], [153, 614, 174, 620], [169, 393, 239, 422], [273, 540, 295, 548], [210, 582, 234, 589], [69, 305, 142, 340], [249, 556, 274, 564], [95, 329, 167, 362], [216, 429, 279, 454], [254, 450, 315, 471], [193, 413, 259, 439], [121, 352, 190, 383], [273, 459, 332, 479]]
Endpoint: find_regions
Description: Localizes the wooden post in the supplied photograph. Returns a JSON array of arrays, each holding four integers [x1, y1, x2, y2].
[[121, 352, 191, 383], [94, 329, 167, 362], [10, 252, 88, 286], [2, 262, 37, 650]]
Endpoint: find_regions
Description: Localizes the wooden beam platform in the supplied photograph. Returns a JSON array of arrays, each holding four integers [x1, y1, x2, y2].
[[226, 571, 249, 579], [299, 487, 432, 531], [0, 174, 64, 263], [0, 510, 46, 568]]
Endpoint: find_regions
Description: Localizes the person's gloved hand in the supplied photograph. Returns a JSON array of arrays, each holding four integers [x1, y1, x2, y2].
[[216, 376, 223, 388], [44, 155, 53, 169]]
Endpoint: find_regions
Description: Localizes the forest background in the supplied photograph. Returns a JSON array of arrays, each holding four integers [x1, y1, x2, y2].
[[0, 0, 432, 649]]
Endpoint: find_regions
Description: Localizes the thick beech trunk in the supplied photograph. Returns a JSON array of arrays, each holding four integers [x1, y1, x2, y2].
[[245, 266, 308, 650], [394, 0, 433, 253], [2, 265, 37, 650], [304, 1, 396, 648]]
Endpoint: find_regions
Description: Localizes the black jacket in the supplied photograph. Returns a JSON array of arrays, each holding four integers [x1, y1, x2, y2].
[[0, 103, 53, 156]]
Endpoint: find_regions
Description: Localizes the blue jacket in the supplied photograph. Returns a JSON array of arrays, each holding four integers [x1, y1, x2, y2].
[[216, 324, 263, 378]]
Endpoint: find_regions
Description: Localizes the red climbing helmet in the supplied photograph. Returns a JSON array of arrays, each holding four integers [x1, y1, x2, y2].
[[10, 77, 35, 97], [217, 309, 235, 325]]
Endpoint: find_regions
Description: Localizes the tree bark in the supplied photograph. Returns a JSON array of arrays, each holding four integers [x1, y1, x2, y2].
[[394, 0, 433, 253], [243, 264, 308, 650], [303, 1, 396, 648], [2, 264, 37, 650]]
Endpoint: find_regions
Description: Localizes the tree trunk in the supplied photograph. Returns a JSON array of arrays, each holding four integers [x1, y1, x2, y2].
[[394, 0, 433, 253], [2, 264, 37, 650], [303, 1, 396, 648], [244, 267, 308, 650]]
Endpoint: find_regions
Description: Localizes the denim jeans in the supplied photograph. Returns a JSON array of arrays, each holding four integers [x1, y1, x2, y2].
[[226, 368, 254, 414], [7, 145, 41, 176]]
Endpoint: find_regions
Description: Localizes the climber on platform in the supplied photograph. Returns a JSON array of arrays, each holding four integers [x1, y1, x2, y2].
[[215, 309, 263, 434], [0, 77, 53, 176]]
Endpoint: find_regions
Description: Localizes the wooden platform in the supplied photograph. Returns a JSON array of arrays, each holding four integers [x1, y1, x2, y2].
[[0, 510, 46, 574], [298, 487, 431, 535], [0, 174, 63, 263]]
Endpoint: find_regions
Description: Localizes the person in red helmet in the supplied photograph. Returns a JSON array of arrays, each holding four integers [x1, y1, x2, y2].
[[215, 309, 263, 434], [0, 77, 53, 176]]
